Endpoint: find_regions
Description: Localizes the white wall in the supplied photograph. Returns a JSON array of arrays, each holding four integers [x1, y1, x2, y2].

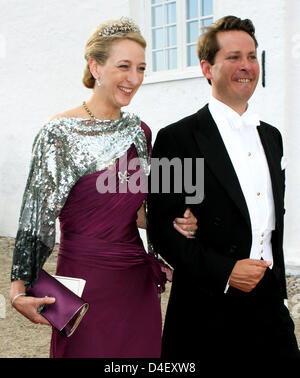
[[0, 0, 299, 268], [282, 0, 300, 271], [0, 0, 130, 236]]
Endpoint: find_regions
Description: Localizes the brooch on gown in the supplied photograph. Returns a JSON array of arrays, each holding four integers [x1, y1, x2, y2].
[[118, 170, 130, 183]]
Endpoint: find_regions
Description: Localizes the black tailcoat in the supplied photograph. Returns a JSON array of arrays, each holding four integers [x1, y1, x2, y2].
[[147, 105, 299, 360]]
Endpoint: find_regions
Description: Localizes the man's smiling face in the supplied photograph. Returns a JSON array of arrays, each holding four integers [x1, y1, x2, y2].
[[204, 30, 260, 113]]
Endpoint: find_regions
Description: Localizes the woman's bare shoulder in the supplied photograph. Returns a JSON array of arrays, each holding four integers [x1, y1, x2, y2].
[[45, 105, 87, 124]]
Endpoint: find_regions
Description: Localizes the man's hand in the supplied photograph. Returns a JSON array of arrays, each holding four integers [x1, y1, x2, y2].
[[229, 259, 272, 293]]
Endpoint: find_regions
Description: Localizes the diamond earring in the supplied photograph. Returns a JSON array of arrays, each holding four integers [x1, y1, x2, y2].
[[96, 77, 101, 87]]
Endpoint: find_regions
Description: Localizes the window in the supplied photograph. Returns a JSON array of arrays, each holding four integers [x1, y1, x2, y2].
[[186, 0, 213, 67], [147, 0, 214, 80], [151, 0, 177, 71]]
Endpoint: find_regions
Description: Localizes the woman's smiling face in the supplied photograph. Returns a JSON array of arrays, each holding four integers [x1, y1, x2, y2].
[[97, 38, 146, 113]]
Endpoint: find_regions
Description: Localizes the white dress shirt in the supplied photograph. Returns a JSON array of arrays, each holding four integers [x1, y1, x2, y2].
[[208, 96, 276, 292]]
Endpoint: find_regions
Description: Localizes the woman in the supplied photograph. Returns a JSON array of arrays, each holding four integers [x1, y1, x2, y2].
[[9, 18, 197, 358]]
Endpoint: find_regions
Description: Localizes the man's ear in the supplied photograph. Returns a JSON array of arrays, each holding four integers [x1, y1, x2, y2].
[[200, 60, 213, 82]]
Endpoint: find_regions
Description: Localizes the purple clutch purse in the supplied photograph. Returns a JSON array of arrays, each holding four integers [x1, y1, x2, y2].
[[26, 269, 89, 337]]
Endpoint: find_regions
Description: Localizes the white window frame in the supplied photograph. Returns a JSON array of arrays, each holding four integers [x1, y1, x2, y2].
[[151, 1, 178, 71], [143, 0, 214, 85]]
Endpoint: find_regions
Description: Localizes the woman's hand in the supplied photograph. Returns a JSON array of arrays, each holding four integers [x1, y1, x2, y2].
[[173, 208, 198, 239], [10, 280, 55, 326]]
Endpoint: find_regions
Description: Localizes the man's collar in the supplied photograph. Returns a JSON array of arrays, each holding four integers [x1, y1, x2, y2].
[[209, 96, 260, 129]]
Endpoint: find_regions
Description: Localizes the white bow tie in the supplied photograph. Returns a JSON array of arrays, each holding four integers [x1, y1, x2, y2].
[[233, 112, 260, 129]]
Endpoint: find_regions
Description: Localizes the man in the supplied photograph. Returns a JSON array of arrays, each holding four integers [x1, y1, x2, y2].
[[147, 16, 300, 360]]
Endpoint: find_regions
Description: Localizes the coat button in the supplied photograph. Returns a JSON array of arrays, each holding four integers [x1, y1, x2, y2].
[[213, 217, 222, 226], [229, 245, 237, 254]]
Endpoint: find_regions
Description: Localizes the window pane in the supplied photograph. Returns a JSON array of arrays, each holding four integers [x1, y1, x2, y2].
[[201, 17, 213, 28], [152, 5, 164, 27], [187, 20, 199, 43], [167, 48, 177, 69], [152, 28, 164, 49], [153, 50, 165, 71], [202, 0, 213, 16], [186, 0, 198, 19], [187, 44, 198, 66], [166, 25, 177, 47], [166, 2, 176, 24], [152, 0, 162, 4]]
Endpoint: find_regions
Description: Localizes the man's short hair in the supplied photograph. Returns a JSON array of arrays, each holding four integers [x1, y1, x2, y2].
[[197, 15, 258, 65]]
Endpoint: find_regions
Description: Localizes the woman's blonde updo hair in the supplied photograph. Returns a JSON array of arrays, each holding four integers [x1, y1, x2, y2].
[[82, 17, 147, 89]]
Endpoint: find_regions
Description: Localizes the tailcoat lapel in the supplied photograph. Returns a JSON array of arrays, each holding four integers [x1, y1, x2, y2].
[[192, 105, 251, 230], [257, 125, 284, 231]]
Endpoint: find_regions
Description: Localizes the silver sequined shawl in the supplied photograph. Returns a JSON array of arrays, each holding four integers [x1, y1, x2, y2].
[[11, 112, 150, 288]]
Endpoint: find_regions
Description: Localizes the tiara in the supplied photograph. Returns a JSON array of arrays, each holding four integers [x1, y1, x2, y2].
[[98, 17, 141, 37]]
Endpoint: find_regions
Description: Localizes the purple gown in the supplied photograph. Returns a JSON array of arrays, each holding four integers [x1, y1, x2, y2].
[[50, 124, 164, 358]]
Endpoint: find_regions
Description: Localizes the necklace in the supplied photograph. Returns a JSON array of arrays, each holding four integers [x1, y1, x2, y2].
[[82, 101, 96, 121]]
